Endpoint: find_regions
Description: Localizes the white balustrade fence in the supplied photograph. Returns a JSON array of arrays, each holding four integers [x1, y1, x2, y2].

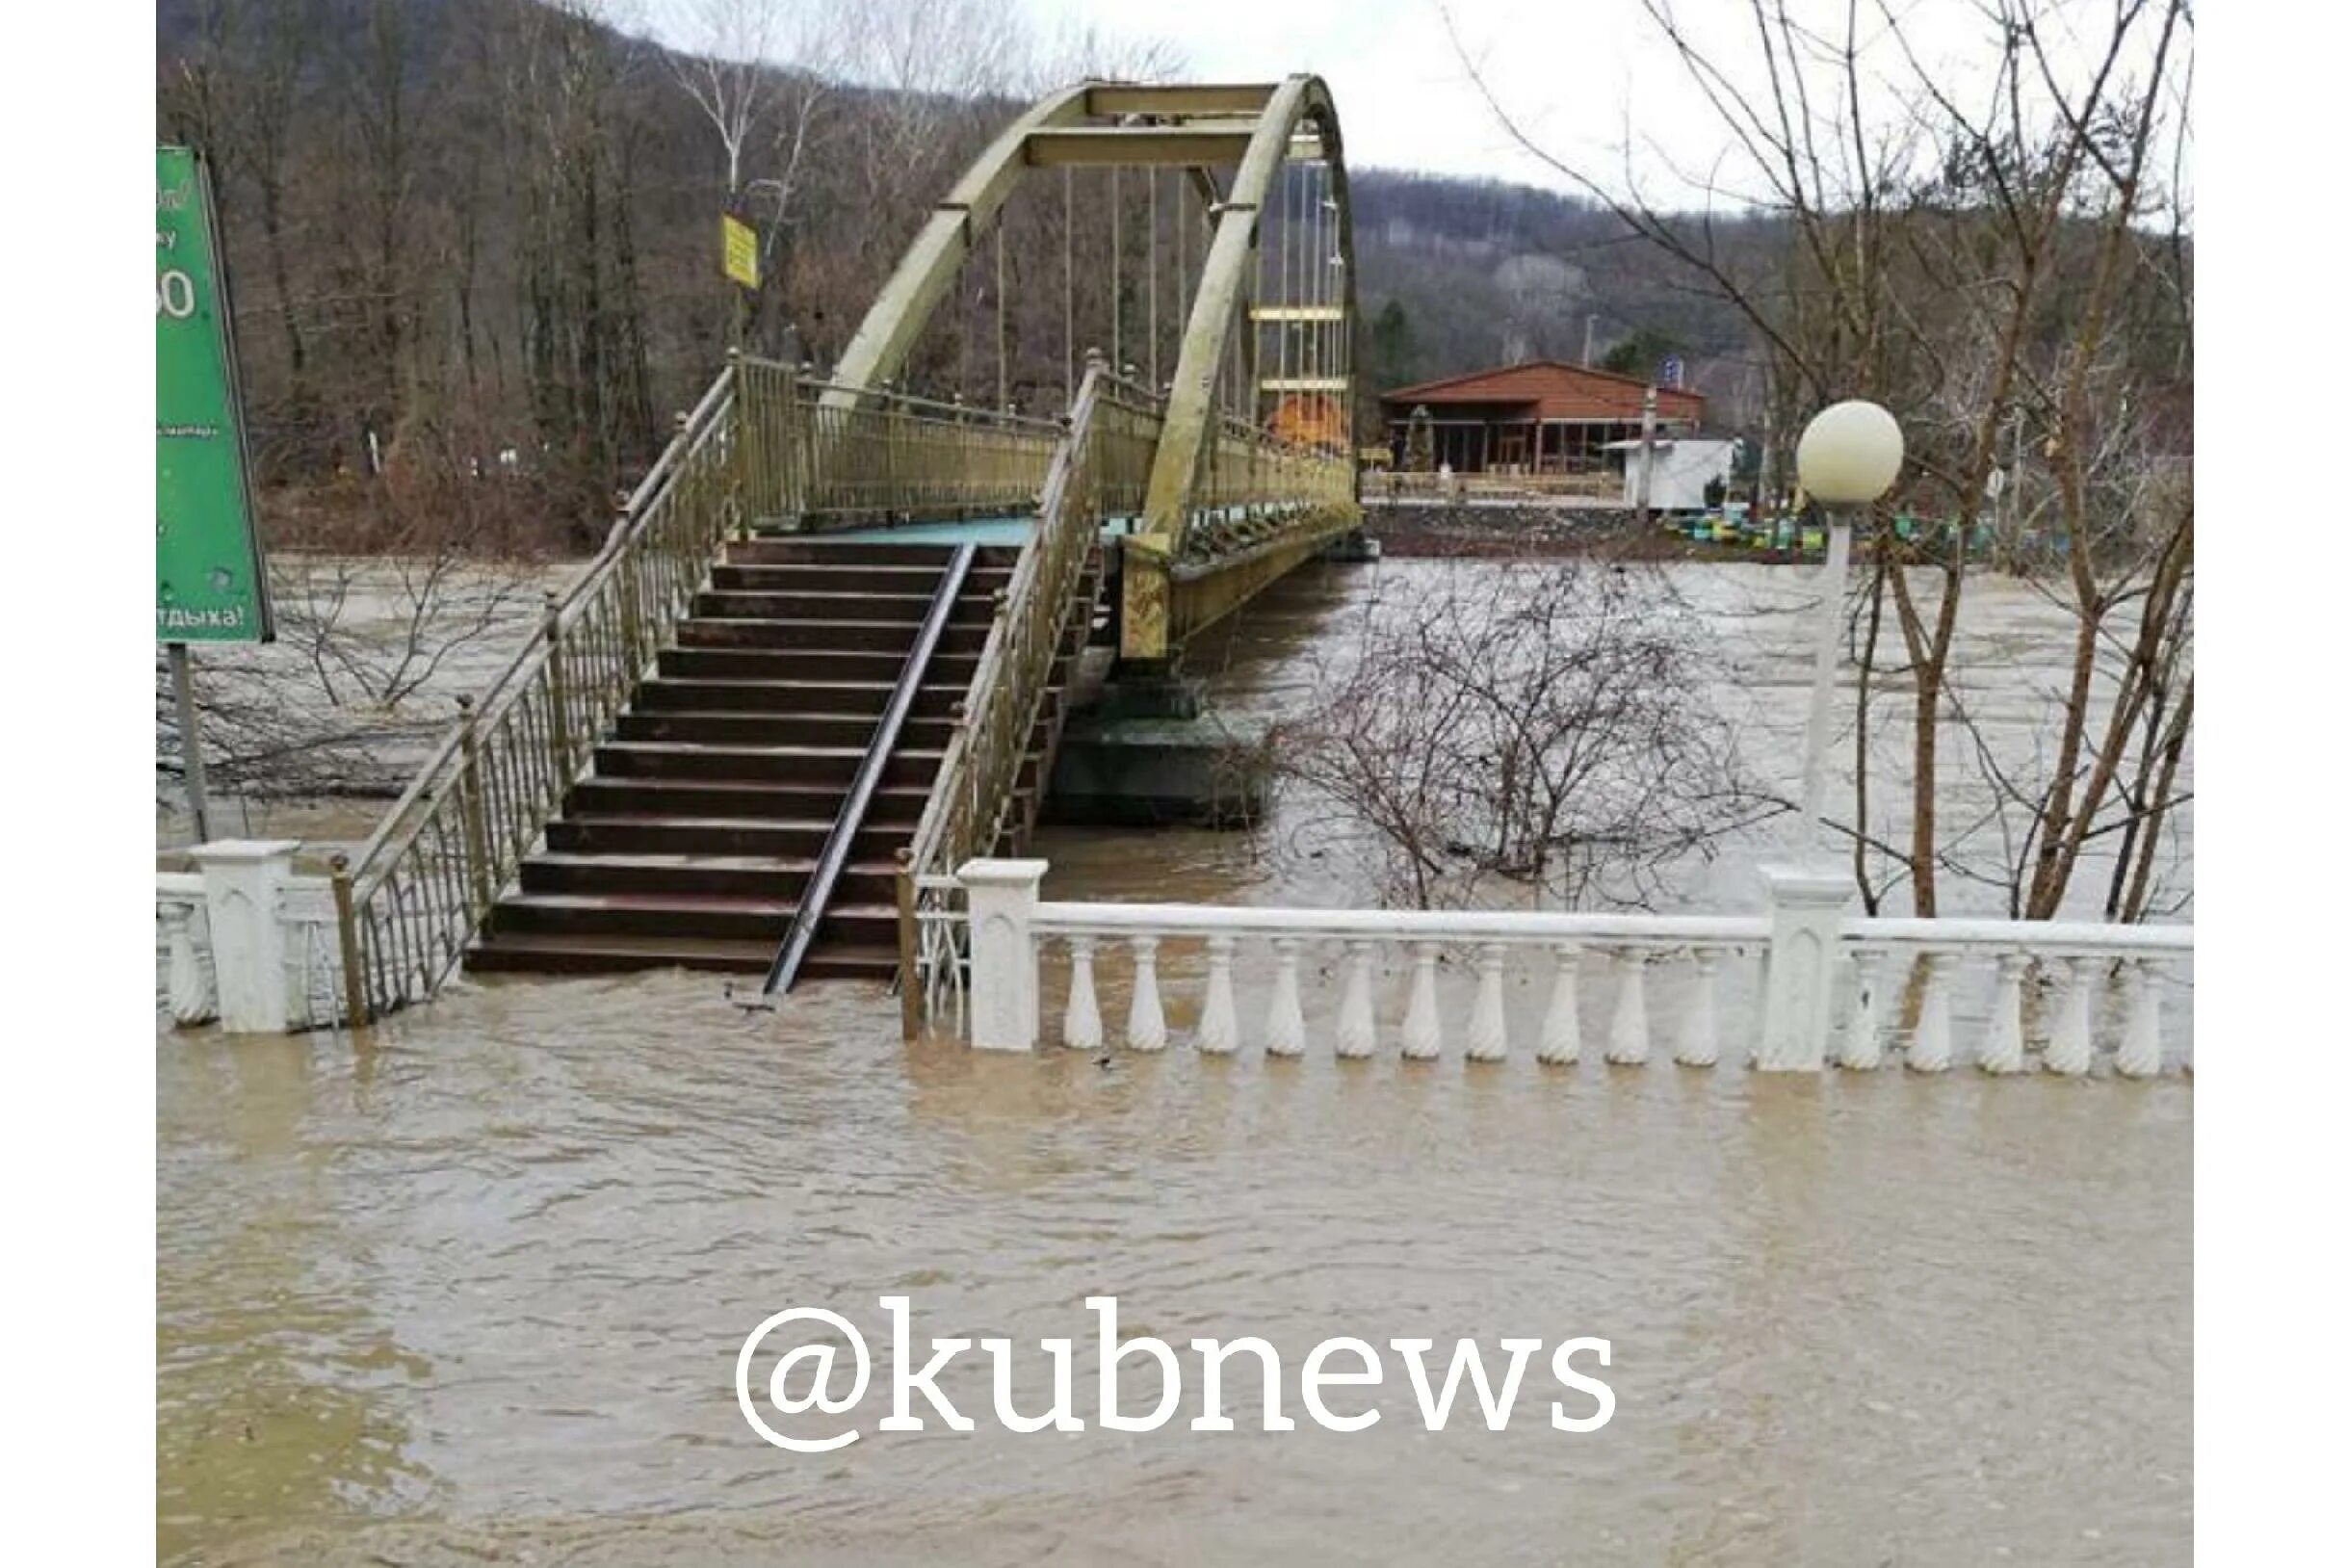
[[953, 859, 2192, 1077], [157, 842, 350, 1035]]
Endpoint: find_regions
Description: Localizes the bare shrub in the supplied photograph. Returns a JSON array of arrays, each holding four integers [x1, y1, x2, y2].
[[1268, 559, 1770, 910]]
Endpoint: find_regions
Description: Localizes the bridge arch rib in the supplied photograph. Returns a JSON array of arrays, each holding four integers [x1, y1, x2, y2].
[[821, 74, 1361, 661]]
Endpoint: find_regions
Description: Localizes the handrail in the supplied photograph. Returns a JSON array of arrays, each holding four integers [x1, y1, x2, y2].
[[1034, 902, 1769, 947], [767, 542, 977, 996], [349, 376, 743, 879], [337, 355, 769, 1022], [896, 356, 1165, 1031]]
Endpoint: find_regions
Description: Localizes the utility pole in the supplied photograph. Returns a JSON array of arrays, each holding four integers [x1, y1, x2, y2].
[[169, 642, 212, 842], [1581, 313, 1598, 368], [1635, 385, 1658, 526]]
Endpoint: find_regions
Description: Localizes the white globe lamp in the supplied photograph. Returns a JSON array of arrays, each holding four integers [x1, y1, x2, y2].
[[1788, 399, 1903, 864], [1795, 400, 1903, 505]]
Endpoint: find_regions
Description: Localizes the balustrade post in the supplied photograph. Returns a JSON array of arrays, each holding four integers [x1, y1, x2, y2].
[[162, 900, 214, 1027], [1676, 951, 1721, 1067], [1400, 942, 1443, 1059], [1756, 865, 1853, 1071], [1196, 935, 1240, 1054], [1839, 949, 1887, 1069], [1465, 944, 1508, 1061], [1537, 945, 1582, 1065], [2045, 956, 2094, 1076], [1908, 955, 1954, 1072], [329, 852, 370, 1031], [1063, 935, 1104, 1052], [1335, 940, 1377, 1058], [1265, 938, 1308, 1058], [2117, 960, 2164, 1077], [541, 591, 571, 779], [1606, 952, 1651, 1065], [1126, 936, 1168, 1051], [189, 839, 301, 1034], [959, 857, 1047, 1051], [1981, 952, 2029, 1074], [456, 696, 492, 918]]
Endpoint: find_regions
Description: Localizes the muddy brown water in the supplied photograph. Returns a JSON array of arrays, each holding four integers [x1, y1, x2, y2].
[[158, 560, 2190, 1565]]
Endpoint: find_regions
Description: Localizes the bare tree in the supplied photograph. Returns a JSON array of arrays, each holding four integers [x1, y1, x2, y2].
[[1268, 559, 1769, 911], [1454, 0, 2193, 921]]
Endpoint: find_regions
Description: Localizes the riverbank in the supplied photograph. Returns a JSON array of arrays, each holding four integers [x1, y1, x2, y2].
[[1365, 501, 1820, 562]]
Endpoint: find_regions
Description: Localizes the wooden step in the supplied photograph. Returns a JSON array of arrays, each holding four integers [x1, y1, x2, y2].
[[546, 814, 912, 860], [517, 852, 898, 904], [675, 617, 990, 654], [657, 646, 981, 684], [464, 929, 897, 980], [564, 776, 929, 821], [592, 740, 946, 786], [709, 562, 1014, 594], [690, 589, 998, 624], [632, 677, 963, 718], [724, 538, 1024, 568], [485, 890, 899, 943], [614, 710, 956, 749]]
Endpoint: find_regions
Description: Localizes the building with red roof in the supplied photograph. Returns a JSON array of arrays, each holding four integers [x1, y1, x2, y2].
[[1379, 359, 1706, 476]]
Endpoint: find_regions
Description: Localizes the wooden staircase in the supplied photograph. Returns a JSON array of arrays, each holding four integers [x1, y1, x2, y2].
[[466, 536, 1090, 981]]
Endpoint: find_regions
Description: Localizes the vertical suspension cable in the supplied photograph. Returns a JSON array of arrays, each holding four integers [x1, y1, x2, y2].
[[1062, 166, 1074, 409], [995, 216, 1008, 412], [1109, 166, 1122, 375], [1174, 176, 1187, 395], [1147, 169, 1160, 390]]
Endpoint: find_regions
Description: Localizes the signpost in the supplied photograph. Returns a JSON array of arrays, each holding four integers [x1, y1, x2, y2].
[[159, 144, 272, 841], [720, 210, 760, 290]]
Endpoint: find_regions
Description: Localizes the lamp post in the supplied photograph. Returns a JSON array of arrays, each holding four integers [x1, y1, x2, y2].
[[1754, 399, 1903, 1073], [1790, 400, 1903, 859]]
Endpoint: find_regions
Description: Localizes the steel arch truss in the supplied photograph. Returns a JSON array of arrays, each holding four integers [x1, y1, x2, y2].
[[824, 75, 1362, 663]]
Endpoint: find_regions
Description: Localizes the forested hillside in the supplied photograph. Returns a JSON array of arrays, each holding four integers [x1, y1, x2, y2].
[[156, 0, 1755, 549]]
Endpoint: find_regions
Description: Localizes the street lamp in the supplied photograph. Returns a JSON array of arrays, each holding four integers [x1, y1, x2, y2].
[[1791, 400, 1903, 859]]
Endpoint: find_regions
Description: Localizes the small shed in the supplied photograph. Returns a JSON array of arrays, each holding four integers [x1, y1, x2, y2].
[[1602, 436, 1736, 511]]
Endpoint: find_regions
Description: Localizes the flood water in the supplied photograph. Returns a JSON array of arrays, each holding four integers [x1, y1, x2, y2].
[[158, 560, 2191, 1565]]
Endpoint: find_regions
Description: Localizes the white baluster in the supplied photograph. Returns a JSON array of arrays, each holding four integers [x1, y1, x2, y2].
[[1335, 940, 1377, 1058], [1465, 943, 1508, 1062], [1907, 954, 1953, 1072], [1062, 935, 1103, 1052], [163, 902, 214, 1027], [1265, 937, 1307, 1058], [1400, 942, 1443, 1059], [1126, 935, 1167, 1052], [2117, 959, 2163, 1078], [1979, 952, 2028, 1074], [1674, 951, 1721, 1067], [1196, 934, 1239, 1055], [1605, 951, 1650, 1065], [1839, 948, 1886, 1069], [1537, 944, 1582, 1065], [2045, 955, 2094, 1076]]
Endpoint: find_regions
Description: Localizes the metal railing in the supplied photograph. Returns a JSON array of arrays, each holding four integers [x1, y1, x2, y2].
[[333, 362, 755, 1022], [1185, 406, 1353, 548], [788, 377, 1063, 524], [898, 357, 1165, 1032]]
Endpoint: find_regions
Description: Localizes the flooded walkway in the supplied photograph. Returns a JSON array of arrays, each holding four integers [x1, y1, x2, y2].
[[159, 560, 2191, 1565]]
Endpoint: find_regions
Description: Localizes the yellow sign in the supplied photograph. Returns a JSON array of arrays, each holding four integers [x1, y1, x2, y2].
[[721, 212, 759, 289]]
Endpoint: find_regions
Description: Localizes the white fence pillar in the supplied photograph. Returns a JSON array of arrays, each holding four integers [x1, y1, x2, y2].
[[961, 858, 1048, 1051], [1756, 864, 1854, 1072], [190, 840, 302, 1034]]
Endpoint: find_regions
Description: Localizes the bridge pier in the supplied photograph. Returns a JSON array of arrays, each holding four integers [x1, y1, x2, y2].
[[1044, 659, 1269, 827]]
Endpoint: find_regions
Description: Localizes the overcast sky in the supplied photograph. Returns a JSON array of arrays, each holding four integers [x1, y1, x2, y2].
[[639, 0, 2186, 205]]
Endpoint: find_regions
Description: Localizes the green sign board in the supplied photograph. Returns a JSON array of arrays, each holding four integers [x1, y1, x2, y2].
[[157, 144, 272, 642]]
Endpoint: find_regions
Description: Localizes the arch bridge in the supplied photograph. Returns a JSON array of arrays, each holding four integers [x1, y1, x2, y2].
[[333, 77, 1364, 1032]]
